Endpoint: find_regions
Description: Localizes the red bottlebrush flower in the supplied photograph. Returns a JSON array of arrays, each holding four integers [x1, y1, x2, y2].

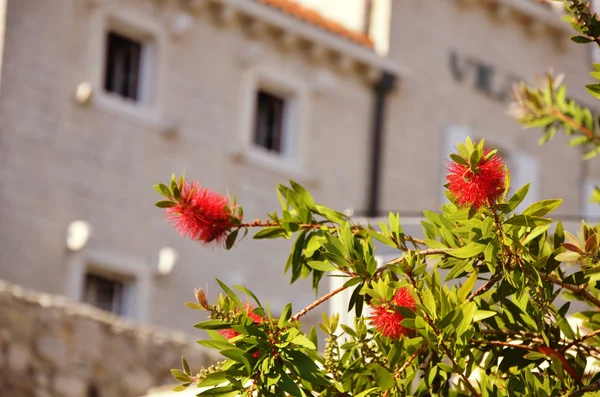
[[218, 329, 239, 340], [446, 150, 506, 209], [166, 180, 238, 246], [370, 287, 416, 340]]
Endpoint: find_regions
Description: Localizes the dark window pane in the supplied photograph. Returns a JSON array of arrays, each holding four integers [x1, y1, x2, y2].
[[104, 31, 142, 101], [253, 91, 285, 153], [83, 273, 124, 315]]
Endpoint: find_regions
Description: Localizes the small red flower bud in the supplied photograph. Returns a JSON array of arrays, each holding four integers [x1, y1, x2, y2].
[[446, 149, 506, 209], [194, 288, 209, 309], [370, 287, 416, 340], [165, 180, 239, 247]]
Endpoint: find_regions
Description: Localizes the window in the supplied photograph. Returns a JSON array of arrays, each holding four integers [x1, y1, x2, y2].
[[253, 90, 287, 154], [104, 31, 143, 101], [83, 272, 126, 314]]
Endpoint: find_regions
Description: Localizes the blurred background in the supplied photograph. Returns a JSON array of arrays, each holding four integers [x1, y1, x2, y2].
[[0, 0, 597, 396]]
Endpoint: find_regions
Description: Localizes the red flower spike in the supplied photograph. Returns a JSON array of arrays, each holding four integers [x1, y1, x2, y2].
[[446, 149, 506, 209], [370, 287, 417, 340], [218, 329, 239, 340], [166, 180, 239, 247]]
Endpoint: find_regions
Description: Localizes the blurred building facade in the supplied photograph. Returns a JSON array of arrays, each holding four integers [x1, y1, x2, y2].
[[0, 0, 598, 396]]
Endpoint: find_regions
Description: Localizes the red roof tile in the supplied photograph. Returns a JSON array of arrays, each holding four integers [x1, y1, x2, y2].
[[256, 0, 375, 48]]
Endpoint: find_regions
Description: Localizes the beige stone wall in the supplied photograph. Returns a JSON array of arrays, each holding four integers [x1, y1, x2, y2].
[[383, 0, 592, 217], [0, 279, 215, 397], [0, 0, 373, 333]]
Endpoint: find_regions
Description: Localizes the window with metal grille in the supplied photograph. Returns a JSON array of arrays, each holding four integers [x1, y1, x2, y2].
[[253, 90, 286, 154], [83, 272, 125, 315], [104, 31, 142, 101]]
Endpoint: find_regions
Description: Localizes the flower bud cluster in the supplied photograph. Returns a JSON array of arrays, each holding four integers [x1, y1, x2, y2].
[[324, 335, 339, 378], [360, 339, 388, 367], [195, 360, 225, 385]]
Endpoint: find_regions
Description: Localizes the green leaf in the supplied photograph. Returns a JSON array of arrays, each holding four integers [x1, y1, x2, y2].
[[182, 357, 191, 375], [569, 136, 590, 146], [450, 153, 468, 166], [185, 302, 205, 310], [232, 284, 262, 308], [458, 271, 478, 302], [172, 384, 191, 392], [455, 302, 476, 338], [522, 199, 562, 217], [216, 279, 244, 309], [253, 227, 289, 240], [197, 340, 235, 351], [194, 320, 233, 330], [525, 352, 548, 361], [554, 251, 581, 263], [278, 303, 292, 328], [290, 334, 316, 349], [355, 387, 380, 397], [155, 200, 176, 208], [504, 215, 553, 227], [586, 83, 600, 99], [447, 242, 487, 259], [524, 117, 555, 128], [368, 364, 394, 390], [289, 180, 316, 210], [308, 326, 319, 351], [563, 271, 588, 285], [571, 35, 594, 43], [220, 349, 251, 374], [421, 289, 437, 320], [225, 230, 238, 250], [504, 184, 530, 213], [171, 369, 191, 382], [583, 147, 600, 160], [307, 261, 337, 272], [522, 224, 551, 245], [473, 310, 497, 322]]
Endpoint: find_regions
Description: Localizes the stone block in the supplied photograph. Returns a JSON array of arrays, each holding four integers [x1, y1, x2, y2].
[[53, 375, 87, 397], [122, 368, 154, 396], [72, 318, 104, 360], [7, 343, 31, 372], [35, 336, 68, 368]]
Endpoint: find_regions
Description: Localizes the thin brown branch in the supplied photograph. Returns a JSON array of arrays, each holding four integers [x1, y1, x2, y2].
[[290, 284, 348, 322], [382, 345, 427, 397], [480, 329, 538, 339], [562, 328, 600, 353], [467, 276, 500, 302], [472, 339, 536, 351], [395, 344, 427, 378], [548, 107, 599, 143], [505, 257, 600, 310], [539, 272, 600, 309], [384, 249, 453, 268], [568, 379, 600, 397]]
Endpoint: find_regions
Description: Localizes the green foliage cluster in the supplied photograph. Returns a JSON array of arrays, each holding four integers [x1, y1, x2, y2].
[[157, 168, 600, 396]]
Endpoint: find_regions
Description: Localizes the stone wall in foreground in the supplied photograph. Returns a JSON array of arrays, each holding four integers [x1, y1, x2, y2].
[[0, 279, 216, 397]]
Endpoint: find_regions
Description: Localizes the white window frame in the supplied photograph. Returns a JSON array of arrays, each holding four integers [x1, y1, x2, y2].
[[85, 3, 167, 127], [65, 249, 152, 322], [233, 63, 313, 182]]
